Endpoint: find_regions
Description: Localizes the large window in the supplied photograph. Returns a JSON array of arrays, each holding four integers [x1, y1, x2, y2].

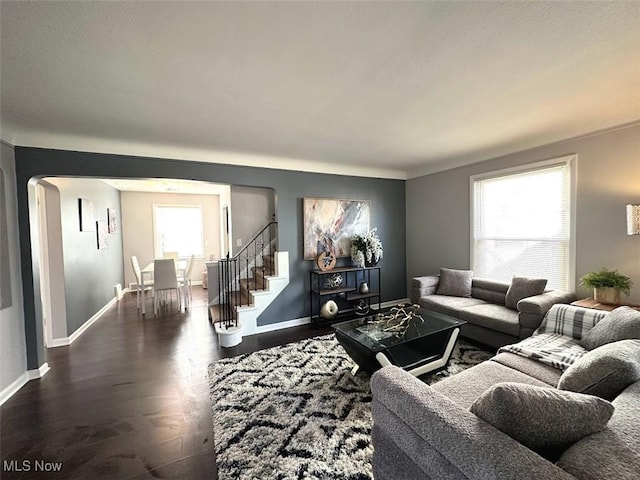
[[153, 204, 204, 259], [471, 157, 575, 290]]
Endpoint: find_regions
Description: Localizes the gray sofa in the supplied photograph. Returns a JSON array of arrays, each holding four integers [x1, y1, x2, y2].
[[370, 305, 640, 480], [410, 275, 575, 348]]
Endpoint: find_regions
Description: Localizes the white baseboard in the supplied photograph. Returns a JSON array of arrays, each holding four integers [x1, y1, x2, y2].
[[381, 298, 411, 308], [255, 316, 311, 334], [28, 362, 50, 380], [49, 295, 118, 348], [252, 298, 411, 335], [0, 362, 50, 406], [48, 337, 70, 348], [0, 372, 28, 406]]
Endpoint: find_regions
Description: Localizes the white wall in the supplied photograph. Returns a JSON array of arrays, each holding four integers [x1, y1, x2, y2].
[[407, 123, 640, 304], [0, 141, 28, 401], [37, 181, 68, 343], [121, 191, 221, 288]]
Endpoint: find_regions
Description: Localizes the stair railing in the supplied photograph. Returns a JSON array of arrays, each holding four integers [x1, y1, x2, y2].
[[217, 221, 277, 329]]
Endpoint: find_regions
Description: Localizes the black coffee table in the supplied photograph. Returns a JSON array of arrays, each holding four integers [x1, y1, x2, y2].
[[333, 306, 466, 376]]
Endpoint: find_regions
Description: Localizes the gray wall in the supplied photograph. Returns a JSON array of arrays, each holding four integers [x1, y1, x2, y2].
[[407, 123, 640, 304], [45, 178, 124, 335], [14, 148, 406, 369], [230, 185, 275, 249], [0, 142, 28, 393]]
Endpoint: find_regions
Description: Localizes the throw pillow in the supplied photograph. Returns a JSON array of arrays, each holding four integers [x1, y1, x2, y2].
[[436, 268, 473, 297], [558, 339, 640, 400], [505, 276, 547, 310], [579, 306, 640, 350], [470, 383, 614, 459]]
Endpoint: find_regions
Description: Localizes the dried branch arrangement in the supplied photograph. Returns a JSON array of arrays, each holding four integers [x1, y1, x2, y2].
[[370, 304, 424, 337]]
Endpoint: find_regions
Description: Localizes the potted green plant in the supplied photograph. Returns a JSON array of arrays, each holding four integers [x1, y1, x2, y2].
[[579, 268, 633, 305]]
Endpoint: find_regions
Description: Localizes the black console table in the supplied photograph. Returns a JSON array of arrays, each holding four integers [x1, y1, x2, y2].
[[309, 266, 381, 324]]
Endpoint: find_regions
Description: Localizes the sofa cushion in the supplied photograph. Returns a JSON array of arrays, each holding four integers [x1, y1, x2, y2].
[[431, 360, 549, 410], [558, 339, 640, 400], [458, 304, 520, 337], [470, 383, 614, 459], [505, 277, 547, 310], [436, 268, 473, 297], [491, 352, 562, 386], [579, 306, 640, 350], [419, 295, 485, 319], [470, 278, 509, 305], [536, 304, 608, 340], [499, 333, 587, 371], [558, 381, 640, 480]]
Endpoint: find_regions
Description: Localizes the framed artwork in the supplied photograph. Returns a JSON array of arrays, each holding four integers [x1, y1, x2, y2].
[[78, 198, 94, 232], [107, 208, 117, 233], [303, 198, 370, 260], [96, 221, 109, 249]]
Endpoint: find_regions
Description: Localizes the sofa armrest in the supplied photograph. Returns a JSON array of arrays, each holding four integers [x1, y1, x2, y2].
[[371, 366, 576, 480], [410, 275, 439, 304], [516, 290, 577, 334], [518, 290, 576, 316]]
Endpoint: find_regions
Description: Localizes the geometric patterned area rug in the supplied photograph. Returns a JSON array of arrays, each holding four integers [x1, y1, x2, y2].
[[209, 334, 493, 480]]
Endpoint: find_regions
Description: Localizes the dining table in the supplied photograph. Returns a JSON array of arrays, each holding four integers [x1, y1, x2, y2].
[[140, 259, 187, 315]]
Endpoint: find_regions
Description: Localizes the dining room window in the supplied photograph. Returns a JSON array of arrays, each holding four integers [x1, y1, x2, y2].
[[153, 204, 204, 259], [471, 156, 575, 291]]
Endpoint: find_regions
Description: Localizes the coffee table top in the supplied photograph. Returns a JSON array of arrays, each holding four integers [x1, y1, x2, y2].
[[332, 305, 466, 353]]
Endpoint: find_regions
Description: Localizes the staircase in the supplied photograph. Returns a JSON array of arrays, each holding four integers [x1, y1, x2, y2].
[[212, 222, 289, 347]]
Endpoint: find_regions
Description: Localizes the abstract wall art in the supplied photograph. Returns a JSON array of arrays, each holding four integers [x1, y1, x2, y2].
[[303, 198, 370, 260]]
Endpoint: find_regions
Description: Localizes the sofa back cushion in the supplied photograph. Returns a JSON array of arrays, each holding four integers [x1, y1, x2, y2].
[[558, 381, 640, 480], [536, 304, 608, 340], [579, 306, 640, 350], [471, 278, 509, 305], [558, 339, 640, 400]]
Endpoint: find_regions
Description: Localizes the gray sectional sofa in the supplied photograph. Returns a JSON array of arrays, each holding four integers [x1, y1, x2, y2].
[[410, 272, 575, 348], [370, 304, 640, 480]]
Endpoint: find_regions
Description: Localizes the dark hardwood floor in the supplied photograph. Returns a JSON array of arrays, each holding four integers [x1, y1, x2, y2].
[[0, 287, 332, 479]]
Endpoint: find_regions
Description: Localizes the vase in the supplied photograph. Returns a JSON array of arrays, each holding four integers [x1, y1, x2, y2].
[[594, 287, 620, 305], [365, 259, 378, 268], [359, 282, 369, 294], [320, 300, 339, 320]]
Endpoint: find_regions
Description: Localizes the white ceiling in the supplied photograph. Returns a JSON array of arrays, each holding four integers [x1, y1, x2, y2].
[[100, 178, 230, 195], [1, 1, 639, 179]]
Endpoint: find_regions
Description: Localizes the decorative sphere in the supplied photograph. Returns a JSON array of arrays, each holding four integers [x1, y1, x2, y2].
[[320, 300, 339, 320], [324, 273, 343, 289]]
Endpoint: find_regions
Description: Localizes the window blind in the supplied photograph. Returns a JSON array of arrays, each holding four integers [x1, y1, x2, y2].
[[472, 163, 571, 290]]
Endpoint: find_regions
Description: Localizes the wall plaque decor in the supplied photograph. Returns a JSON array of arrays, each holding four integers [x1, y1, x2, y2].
[[96, 221, 109, 249], [79, 198, 94, 232], [303, 198, 370, 260], [107, 207, 117, 233]]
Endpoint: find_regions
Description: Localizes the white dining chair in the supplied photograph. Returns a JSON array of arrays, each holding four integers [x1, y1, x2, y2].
[[131, 256, 153, 310], [180, 254, 196, 310], [153, 258, 181, 316]]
